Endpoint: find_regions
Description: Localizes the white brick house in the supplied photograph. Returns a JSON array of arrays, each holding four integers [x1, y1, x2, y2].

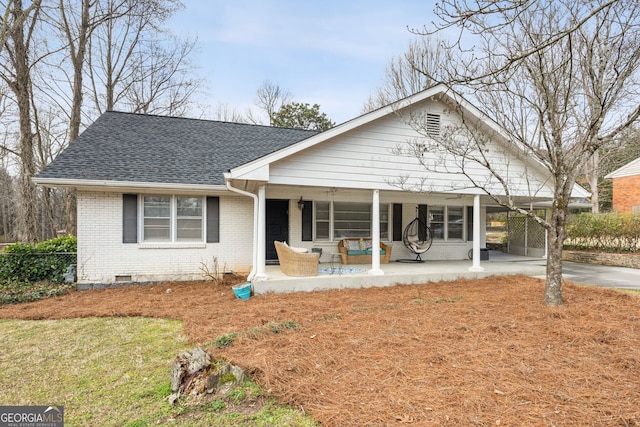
[[34, 84, 588, 286]]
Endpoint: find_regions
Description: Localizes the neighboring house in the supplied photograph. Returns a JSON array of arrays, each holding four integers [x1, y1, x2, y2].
[[605, 157, 640, 214], [34, 84, 588, 286]]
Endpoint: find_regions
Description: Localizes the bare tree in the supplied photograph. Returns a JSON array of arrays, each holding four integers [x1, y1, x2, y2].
[[0, 0, 41, 46], [33, 107, 69, 239], [0, 80, 16, 241], [0, 0, 201, 240], [600, 126, 640, 175], [246, 80, 293, 125], [407, 0, 640, 305], [121, 35, 200, 116], [86, 0, 199, 116], [88, 0, 178, 111], [584, 152, 601, 213], [48, 0, 198, 234], [54, 0, 120, 235], [211, 101, 246, 123], [0, 0, 42, 242], [0, 155, 16, 241], [363, 35, 447, 113]]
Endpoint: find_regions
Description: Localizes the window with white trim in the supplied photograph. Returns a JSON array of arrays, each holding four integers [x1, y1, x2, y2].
[[315, 201, 330, 240], [447, 206, 464, 240], [177, 197, 203, 240], [314, 201, 389, 241], [429, 205, 444, 240], [142, 195, 203, 242], [143, 196, 171, 241], [428, 205, 465, 241]]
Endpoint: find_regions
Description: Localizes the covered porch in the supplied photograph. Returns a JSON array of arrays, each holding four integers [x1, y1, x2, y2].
[[223, 85, 587, 289], [253, 251, 546, 294]]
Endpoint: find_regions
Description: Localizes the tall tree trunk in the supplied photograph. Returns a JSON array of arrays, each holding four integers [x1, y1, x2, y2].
[[1, 201, 9, 241], [62, 0, 91, 236], [544, 204, 567, 306], [0, 173, 13, 241], [64, 190, 76, 235], [40, 187, 55, 240], [11, 0, 38, 242], [588, 151, 600, 213]]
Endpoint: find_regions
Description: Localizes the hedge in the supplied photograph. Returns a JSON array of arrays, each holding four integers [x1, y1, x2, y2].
[[0, 235, 77, 284], [565, 213, 640, 252]]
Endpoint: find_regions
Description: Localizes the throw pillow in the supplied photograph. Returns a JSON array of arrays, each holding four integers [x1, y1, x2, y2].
[[345, 240, 360, 251]]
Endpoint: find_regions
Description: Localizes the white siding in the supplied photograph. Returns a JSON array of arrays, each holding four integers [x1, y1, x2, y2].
[[77, 191, 254, 284], [268, 101, 553, 198]]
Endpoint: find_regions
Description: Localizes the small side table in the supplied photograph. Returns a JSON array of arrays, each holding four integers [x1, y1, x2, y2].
[[330, 253, 342, 275]]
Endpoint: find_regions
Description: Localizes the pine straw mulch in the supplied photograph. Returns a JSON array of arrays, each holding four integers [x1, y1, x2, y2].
[[1, 275, 640, 426]]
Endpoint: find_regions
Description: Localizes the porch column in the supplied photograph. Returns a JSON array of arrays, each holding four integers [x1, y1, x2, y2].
[[469, 194, 485, 272], [369, 189, 384, 276], [544, 209, 549, 259], [255, 185, 267, 280]]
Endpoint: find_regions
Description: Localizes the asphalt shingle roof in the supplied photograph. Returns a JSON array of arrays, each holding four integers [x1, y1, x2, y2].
[[36, 111, 318, 186]]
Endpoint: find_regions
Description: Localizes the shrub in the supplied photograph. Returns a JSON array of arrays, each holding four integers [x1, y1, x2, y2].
[[565, 213, 640, 252], [0, 236, 77, 284], [0, 278, 74, 304]]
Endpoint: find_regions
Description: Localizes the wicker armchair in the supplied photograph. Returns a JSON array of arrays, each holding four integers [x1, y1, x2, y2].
[[274, 241, 320, 276]]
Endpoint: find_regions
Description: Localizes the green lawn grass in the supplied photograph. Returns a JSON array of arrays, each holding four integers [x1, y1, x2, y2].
[[0, 317, 316, 427]]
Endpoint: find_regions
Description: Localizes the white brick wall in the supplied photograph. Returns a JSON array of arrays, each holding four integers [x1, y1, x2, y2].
[[77, 190, 486, 285], [77, 191, 254, 284]]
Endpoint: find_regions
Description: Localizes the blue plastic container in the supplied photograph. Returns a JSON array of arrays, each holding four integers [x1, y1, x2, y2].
[[232, 282, 252, 300]]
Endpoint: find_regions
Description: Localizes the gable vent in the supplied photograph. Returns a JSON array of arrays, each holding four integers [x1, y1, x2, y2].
[[426, 113, 441, 137]]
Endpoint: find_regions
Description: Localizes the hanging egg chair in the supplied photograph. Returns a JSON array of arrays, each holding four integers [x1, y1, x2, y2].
[[399, 214, 433, 263]]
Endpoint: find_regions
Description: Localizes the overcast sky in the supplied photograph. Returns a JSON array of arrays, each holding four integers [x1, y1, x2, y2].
[[168, 0, 438, 124]]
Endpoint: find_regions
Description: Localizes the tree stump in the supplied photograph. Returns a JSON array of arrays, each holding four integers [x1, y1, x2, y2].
[[168, 347, 245, 405]]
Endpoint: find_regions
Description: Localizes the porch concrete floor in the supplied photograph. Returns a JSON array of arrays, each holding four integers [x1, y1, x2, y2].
[[253, 251, 546, 294]]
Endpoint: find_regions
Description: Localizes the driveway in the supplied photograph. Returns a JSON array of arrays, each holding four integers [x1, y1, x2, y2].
[[561, 261, 640, 290], [488, 251, 640, 290]]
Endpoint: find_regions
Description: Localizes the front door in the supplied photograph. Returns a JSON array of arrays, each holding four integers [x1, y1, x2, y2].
[[266, 199, 289, 262]]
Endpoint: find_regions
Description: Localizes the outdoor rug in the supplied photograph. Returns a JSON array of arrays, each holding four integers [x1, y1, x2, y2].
[[317, 267, 366, 275]]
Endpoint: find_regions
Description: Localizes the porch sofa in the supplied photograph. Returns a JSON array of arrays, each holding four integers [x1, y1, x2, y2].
[[338, 238, 392, 265]]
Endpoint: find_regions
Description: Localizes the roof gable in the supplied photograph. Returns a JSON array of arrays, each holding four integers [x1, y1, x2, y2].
[[226, 84, 589, 199], [35, 111, 316, 187], [226, 85, 454, 179], [227, 84, 534, 179], [605, 156, 640, 179]]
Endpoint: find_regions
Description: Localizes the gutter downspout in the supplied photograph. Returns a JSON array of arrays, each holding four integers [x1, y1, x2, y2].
[[225, 176, 259, 282]]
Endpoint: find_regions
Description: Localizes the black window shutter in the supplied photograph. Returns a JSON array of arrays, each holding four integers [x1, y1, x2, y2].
[[302, 201, 313, 241], [206, 197, 220, 243], [392, 204, 403, 241], [418, 204, 428, 241], [467, 206, 474, 241], [122, 194, 138, 243]]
